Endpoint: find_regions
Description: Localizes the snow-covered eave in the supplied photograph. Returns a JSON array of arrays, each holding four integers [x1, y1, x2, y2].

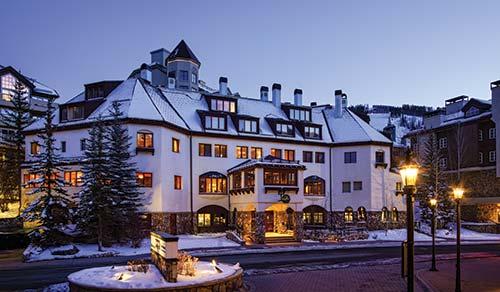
[[331, 139, 393, 147]]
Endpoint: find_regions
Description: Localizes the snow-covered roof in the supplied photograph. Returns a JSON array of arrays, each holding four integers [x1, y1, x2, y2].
[[228, 155, 306, 174], [0, 65, 58, 97], [26, 76, 390, 146], [323, 107, 391, 144]]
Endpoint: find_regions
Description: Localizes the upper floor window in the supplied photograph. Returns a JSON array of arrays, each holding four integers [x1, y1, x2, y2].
[[61, 105, 84, 122], [232, 172, 242, 189], [275, 123, 293, 136], [264, 169, 297, 186], [479, 152, 483, 164], [315, 152, 325, 163], [304, 176, 325, 196], [236, 146, 248, 159], [342, 181, 351, 193], [489, 151, 496, 162], [214, 144, 227, 158], [205, 115, 226, 130], [304, 126, 320, 139], [23, 173, 41, 188], [199, 143, 212, 157], [465, 107, 480, 117], [353, 181, 363, 191], [289, 108, 310, 121], [191, 72, 197, 84], [344, 152, 357, 164], [396, 182, 402, 192], [61, 141, 66, 153], [172, 138, 180, 153], [180, 70, 189, 81], [479, 129, 484, 141], [251, 147, 262, 159], [376, 151, 385, 163], [489, 128, 496, 139], [64, 171, 83, 187], [136, 172, 152, 187], [199, 172, 226, 194], [284, 149, 295, 161], [439, 137, 447, 149], [137, 131, 153, 148], [210, 99, 236, 113], [439, 158, 447, 169], [238, 119, 258, 133], [1, 74, 17, 101], [244, 170, 255, 187], [30, 142, 40, 155], [303, 151, 313, 163], [174, 175, 182, 190], [271, 148, 282, 159]]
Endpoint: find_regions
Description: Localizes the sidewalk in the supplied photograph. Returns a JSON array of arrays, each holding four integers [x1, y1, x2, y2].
[[417, 256, 500, 292]]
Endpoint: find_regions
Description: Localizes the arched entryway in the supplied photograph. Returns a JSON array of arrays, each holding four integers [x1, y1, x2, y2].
[[196, 205, 228, 233], [264, 203, 295, 239]]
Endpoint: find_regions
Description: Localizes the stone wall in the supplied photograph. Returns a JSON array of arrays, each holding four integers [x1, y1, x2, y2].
[[462, 204, 499, 223], [325, 211, 407, 231], [463, 223, 500, 234], [151, 212, 194, 235], [253, 212, 266, 244]]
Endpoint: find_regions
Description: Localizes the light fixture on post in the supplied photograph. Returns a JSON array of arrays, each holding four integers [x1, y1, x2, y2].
[[429, 198, 438, 271], [398, 149, 419, 292], [453, 187, 464, 292]]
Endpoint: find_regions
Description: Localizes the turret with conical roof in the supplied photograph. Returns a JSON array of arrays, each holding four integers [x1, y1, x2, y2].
[[165, 40, 200, 91]]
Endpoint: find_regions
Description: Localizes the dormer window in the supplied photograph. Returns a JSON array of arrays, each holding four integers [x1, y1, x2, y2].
[[304, 126, 321, 139], [210, 98, 236, 113], [466, 107, 480, 117], [61, 105, 84, 122], [205, 115, 226, 130], [289, 108, 311, 121], [276, 123, 294, 136], [238, 119, 258, 133]]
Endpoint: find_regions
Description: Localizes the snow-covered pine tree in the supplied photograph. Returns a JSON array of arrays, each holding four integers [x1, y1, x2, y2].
[[417, 133, 454, 227], [22, 98, 73, 247], [0, 81, 33, 214], [76, 116, 113, 251], [106, 101, 143, 245]]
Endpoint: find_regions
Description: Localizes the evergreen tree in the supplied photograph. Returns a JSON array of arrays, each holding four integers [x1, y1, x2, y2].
[[106, 101, 142, 245], [417, 133, 454, 227], [0, 81, 33, 214], [22, 98, 72, 247], [76, 116, 113, 251]]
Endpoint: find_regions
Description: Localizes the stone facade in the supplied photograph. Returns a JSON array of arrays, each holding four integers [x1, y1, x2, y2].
[[253, 212, 266, 244], [293, 211, 304, 241], [462, 204, 500, 223], [324, 211, 406, 231], [151, 212, 194, 235], [151, 250, 178, 283]]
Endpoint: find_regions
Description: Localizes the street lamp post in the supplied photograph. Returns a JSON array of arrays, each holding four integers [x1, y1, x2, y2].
[[453, 187, 464, 292], [399, 152, 419, 292], [429, 198, 438, 271]]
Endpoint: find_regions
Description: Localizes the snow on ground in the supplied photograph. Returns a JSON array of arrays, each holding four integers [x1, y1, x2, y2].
[[68, 262, 239, 289], [0, 203, 20, 219], [367, 229, 433, 241], [368, 113, 421, 145], [24, 233, 240, 262], [436, 228, 500, 240]]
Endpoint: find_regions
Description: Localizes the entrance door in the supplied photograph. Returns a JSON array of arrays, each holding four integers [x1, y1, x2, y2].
[[264, 211, 274, 232]]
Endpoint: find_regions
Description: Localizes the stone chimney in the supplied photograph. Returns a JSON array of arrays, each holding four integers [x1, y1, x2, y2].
[[491, 80, 500, 176], [219, 77, 228, 95], [272, 83, 281, 107], [260, 86, 269, 101], [334, 89, 346, 118], [150, 48, 170, 65], [294, 89, 303, 106]]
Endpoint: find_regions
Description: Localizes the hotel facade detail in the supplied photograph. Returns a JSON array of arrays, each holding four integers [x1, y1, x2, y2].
[[23, 41, 404, 243]]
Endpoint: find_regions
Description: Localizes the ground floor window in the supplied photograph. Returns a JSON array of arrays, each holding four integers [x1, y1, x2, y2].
[[303, 205, 326, 226], [381, 207, 389, 222], [344, 206, 354, 223], [391, 207, 399, 222], [197, 213, 211, 227], [358, 206, 367, 221], [196, 205, 228, 232]]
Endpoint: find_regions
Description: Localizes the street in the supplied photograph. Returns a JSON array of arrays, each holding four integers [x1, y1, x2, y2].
[[0, 243, 499, 290]]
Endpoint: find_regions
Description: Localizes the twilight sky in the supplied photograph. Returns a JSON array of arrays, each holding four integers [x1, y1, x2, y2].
[[1, 0, 500, 107]]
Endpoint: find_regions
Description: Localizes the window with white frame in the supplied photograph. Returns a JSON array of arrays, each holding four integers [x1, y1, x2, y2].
[[479, 129, 483, 141], [238, 119, 258, 133], [205, 115, 226, 130], [1, 74, 17, 101], [439, 137, 447, 149], [275, 123, 293, 136], [489, 128, 496, 139], [439, 157, 447, 169], [479, 152, 483, 164], [489, 151, 496, 162]]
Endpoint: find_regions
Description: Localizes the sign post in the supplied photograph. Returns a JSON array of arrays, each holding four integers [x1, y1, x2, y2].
[[151, 231, 179, 282]]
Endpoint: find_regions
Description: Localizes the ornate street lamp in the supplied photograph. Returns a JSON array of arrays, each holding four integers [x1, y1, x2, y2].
[[429, 198, 438, 271], [399, 150, 419, 292], [453, 187, 464, 292]]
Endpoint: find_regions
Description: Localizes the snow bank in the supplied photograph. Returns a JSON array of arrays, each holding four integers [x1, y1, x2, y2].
[[68, 262, 239, 289], [367, 229, 433, 241], [24, 233, 240, 262], [436, 228, 500, 240]]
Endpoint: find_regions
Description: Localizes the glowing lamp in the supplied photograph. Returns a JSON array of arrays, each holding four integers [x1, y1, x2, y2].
[[453, 187, 464, 200], [429, 198, 437, 207], [399, 164, 419, 187]]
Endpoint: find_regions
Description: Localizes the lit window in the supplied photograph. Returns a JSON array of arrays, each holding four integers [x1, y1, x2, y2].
[[197, 214, 211, 227], [244, 170, 255, 187], [232, 172, 242, 189], [1, 74, 18, 101], [214, 144, 227, 158], [137, 131, 153, 148], [136, 172, 152, 187], [210, 99, 236, 113], [199, 143, 211, 156], [344, 207, 354, 223], [23, 173, 41, 188], [271, 148, 282, 159], [199, 172, 226, 194], [264, 169, 297, 186], [236, 146, 248, 159], [174, 175, 182, 190], [64, 171, 83, 187], [284, 149, 295, 161], [381, 207, 389, 222], [304, 176, 325, 196], [344, 152, 357, 163], [30, 142, 40, 155], [358, 207, 367, 221], [342, 181, 351, 193], [391, 207, 399, 222], [172, 138, 180, 153], [251, 147, 262, 159], [303, 205, 326, 225], [303, 151, 313, 163]]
